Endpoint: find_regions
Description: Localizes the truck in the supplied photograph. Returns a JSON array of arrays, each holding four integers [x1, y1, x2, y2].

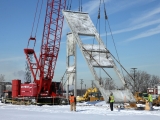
[[1, 91, 12, 104]]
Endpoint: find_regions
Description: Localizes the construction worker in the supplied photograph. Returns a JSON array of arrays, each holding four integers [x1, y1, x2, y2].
[[109, 92, 114, 111], [69, 92, 76, 111], [148, 93, 153, 111]]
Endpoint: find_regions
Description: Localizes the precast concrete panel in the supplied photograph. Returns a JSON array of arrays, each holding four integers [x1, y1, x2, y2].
[[66, 73, 75, 85], [66, 33, 77, 97], [83, 44, 113, 67], [63, 10, 135, 103], [63, 11, 97, 35], [67, 33, 75, 56]]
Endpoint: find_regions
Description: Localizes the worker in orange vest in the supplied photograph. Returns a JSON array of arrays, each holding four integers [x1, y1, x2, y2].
[[69, 92, 76, 111]]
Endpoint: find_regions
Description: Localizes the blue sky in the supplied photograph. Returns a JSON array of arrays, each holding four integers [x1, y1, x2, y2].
[[0, 0, 160, 89]]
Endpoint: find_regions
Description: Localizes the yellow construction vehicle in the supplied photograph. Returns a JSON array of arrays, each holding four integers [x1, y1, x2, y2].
[[76, 87, 103, 102], [152, 95, 160, 106], [133, 92, 160, 109], [134, 92, 148, 104], [122, 92, 158, 110], [126, 92, 149, 109], [76, 96, 86, 102]]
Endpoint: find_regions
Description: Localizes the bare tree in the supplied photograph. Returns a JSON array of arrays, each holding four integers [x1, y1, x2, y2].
[[150, 75, 160, 86], [99, 77, 103, 87], [125, 70, 160, 93], [0, 74, 5, 82], [103, 78, 116, 90]]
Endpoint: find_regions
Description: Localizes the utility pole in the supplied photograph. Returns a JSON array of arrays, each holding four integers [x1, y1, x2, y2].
[[61, 77, 63, 95], [66, 77, 69, 99], [131, 68, 137, 93], [91, 80, 93, 88], [80, 79, 83, 96]]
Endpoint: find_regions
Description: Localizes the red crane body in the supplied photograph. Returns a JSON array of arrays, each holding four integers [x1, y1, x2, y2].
[[23, 0, 66, 100]]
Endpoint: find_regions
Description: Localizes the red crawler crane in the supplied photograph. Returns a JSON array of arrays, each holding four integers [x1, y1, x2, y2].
[[23, 0, 66, 104]]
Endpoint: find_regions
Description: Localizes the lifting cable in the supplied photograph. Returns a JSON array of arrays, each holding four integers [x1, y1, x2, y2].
[[81, 0, 83, 12], [66, 0, 69, 10], [28, 0, 43, 48], [91, 0, 101, 59], [91, 11, 100, 58], [35, 0, 43, 38], [98, 0, 102, 83], [102, 0, 108, 49], [91, 0, 113, 84], [102, 0, 126, 82], [66, 0, 72, 10], [27, 0, 40, 48], [30, 0, 40, 38], [69, 0, 72, 10], [79, 0, 82, 12]]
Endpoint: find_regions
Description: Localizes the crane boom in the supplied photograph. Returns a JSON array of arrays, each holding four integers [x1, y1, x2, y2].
[[24, 0, 66, 97]]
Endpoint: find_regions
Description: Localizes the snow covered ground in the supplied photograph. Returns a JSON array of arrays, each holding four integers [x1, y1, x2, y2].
[[0, 101, 160, 120]]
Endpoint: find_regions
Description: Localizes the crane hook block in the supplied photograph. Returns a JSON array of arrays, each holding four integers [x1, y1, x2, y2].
[[27, 37, 36, 48], [29, 37, 36, 41]]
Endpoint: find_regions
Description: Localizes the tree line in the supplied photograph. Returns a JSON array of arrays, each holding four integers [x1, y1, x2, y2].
[[99, 70, 160, 93], [0, 74, 5, 82], [1, 70, 160, 93]]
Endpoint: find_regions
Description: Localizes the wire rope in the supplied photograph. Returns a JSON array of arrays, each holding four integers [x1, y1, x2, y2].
[[79, 0, 81, 11], [98, 0, 102, 84], [69, 0, 72, 10], [102, 0, 126, 82], [81, 0, 83, 12], [79, 0, 83, 12], [66, 0, 70, 10], [35, 0, 43, 38], [103, 0, 108, 50], [30, 0, 40, 38]]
